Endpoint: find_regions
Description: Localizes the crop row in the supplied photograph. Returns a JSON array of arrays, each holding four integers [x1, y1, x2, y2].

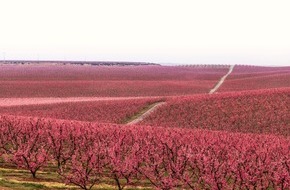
[[141, 88, 290, 136], [0, 115, 289, 190], [0, 98, 163, 123]]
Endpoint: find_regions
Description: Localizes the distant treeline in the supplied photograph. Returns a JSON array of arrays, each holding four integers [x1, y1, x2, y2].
[[0, 60, 160, 66]]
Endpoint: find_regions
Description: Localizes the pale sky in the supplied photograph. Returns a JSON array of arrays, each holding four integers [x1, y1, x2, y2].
[[0, 0, 290, 66]]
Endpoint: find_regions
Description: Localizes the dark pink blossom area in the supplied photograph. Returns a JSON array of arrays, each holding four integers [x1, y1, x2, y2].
[[0, 116, 289, 190]]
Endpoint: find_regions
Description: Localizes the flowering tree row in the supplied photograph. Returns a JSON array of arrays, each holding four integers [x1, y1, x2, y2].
[[141, 88, 290, 136], [0, 98, 164, 124], [0, 115, 289, 190]]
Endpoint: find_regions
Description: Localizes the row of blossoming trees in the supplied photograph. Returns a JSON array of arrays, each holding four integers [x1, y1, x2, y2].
[[0, 115, 289, 190]]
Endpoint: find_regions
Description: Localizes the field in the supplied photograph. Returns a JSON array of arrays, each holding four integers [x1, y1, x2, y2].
[[0, 65, 228, 97], [0, 63, 289, 190], [0, 98, 164, 124], [218, 65, 290, 92], [140, 88, 290, 136]]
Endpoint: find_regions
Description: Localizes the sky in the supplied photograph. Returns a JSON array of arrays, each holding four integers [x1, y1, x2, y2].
[[0, 0, 290, 66]]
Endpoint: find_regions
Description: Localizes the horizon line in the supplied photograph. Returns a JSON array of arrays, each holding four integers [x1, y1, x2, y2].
[[0, 59, 289, 67]]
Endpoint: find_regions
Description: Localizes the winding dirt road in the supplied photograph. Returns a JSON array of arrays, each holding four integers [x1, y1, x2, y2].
[[209, 65, 235, 94]]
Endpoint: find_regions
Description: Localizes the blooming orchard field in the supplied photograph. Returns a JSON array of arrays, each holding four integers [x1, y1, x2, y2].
[[0, 64, 228, 81], [0, 116, 289, 190], [0, 65, 228, 97], [1, 64, 290, 190], [140, 88, 290, 136], [0, 80, 218, 98], [218, 65, 290, 92], [0, 98, 163, 123]]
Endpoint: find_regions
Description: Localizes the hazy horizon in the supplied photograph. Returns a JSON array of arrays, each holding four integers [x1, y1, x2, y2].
[[1, 0, 290, 66]]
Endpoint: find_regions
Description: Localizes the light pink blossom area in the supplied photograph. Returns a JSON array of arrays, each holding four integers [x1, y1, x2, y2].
[[0, 96, 162, 107]]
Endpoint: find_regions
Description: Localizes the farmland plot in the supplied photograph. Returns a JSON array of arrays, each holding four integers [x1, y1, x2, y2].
[[0, 115, 289, 190], [218, 65, 290, 92], [140, 88, 290, 136], [0, 65, 228, 97], [0, 98, 163, 124], [1, 64, 290, 190]]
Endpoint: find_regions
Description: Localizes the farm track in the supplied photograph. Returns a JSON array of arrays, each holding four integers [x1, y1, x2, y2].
[[0, 187, 12, 190], [0, 96, 163, 107], [126, 102, 166, 125], [209, 65, 235, 94]]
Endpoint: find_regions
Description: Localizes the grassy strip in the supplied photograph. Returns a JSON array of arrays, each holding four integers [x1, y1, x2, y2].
[[0, 167, 151, 190], [0, 167, 73, 189], [0, 179, 58, 189], [0, 177, 117, 189]]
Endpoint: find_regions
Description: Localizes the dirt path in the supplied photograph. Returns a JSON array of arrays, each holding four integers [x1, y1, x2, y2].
[[0, 96, 162, 107], [209, 65, 235, 94], [0, 187, 12, 190], [126, 102, 166, 125]]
